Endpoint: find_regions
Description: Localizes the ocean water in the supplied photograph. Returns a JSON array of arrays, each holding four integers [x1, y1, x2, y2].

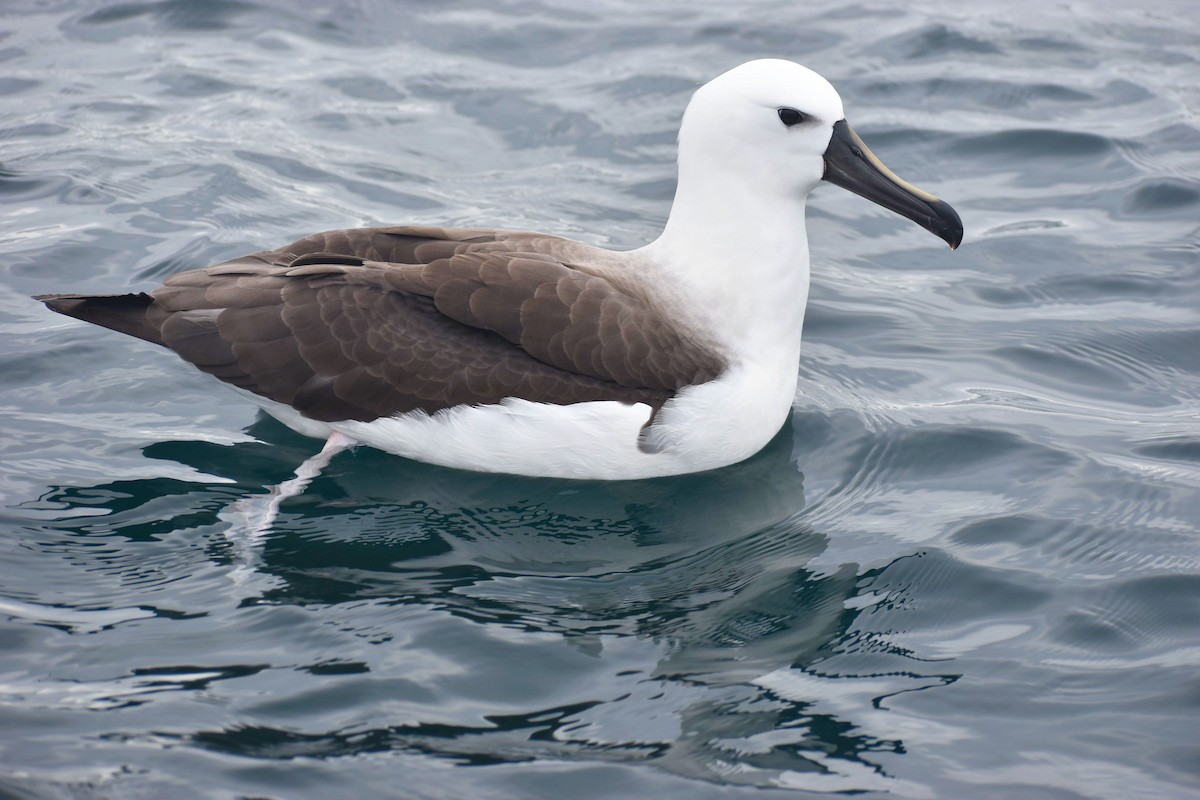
[[1, 0, 1198, 797]]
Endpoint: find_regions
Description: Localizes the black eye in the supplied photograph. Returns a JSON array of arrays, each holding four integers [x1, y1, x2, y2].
[[777, 107, 806, 127]]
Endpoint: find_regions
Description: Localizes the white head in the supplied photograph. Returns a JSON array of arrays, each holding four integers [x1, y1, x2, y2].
[[658, 59, 961, 263], [647, 59, 961, 354], [677, 59, 846, 201]]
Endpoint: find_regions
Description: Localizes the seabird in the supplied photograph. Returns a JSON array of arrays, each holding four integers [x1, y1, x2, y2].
[[37, 59, 962, 481]]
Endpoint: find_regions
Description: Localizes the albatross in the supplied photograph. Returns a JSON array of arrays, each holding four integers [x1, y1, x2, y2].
[[37, 59, 962, 481]]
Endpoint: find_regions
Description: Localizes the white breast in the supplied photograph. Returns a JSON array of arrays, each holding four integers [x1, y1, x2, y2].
[[244, 354, 800, 480]]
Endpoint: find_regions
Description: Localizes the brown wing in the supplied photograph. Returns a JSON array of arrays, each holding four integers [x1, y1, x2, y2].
[[46, 227, 726, 424]]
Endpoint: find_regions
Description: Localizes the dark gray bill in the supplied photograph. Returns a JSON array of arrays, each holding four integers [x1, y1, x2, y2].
[[823, 119, 963, 249]]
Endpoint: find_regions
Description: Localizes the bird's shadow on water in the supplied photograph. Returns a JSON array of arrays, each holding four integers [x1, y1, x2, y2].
[[29, 415, 930, 789]]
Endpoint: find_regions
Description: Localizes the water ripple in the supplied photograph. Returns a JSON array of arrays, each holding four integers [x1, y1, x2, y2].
[[2, 0, 1199, 798]]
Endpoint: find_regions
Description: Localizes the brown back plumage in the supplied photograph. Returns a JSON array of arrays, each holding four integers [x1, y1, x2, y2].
[[37, 226, 726, 423]]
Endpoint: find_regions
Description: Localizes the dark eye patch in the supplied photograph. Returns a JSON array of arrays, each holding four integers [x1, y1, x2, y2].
[[777, 107, 806, 127]]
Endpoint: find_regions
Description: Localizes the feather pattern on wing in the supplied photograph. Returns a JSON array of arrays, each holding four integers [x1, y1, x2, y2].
[[79, 226, 728, 423]]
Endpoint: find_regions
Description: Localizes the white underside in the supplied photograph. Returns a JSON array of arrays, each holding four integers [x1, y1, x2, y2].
[[234, 358, 799, 480]]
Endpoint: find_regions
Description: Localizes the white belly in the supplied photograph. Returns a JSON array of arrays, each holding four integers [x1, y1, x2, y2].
[[243, 360, 799, 480]]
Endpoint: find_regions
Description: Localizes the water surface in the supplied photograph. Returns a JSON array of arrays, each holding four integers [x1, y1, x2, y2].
[[1, 1, 1198, 798]]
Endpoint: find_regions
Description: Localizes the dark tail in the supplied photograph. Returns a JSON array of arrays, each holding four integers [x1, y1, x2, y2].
[[36, 293, 164, 346]]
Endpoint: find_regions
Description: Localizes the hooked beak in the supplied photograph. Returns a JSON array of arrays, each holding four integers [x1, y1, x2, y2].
[[823, 119, 963, 250]]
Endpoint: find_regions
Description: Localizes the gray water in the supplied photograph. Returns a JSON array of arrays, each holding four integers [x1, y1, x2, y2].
[[1, 1, 1199, 798]]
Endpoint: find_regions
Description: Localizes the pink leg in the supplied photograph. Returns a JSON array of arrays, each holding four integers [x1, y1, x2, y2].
[[222, 432, 359, 581]]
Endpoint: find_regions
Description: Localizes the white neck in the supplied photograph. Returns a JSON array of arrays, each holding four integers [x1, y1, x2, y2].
[[638, 166, 813, 363]]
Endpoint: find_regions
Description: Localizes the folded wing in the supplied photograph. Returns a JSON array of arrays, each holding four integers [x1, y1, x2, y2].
[[41, 227, 726, 424]]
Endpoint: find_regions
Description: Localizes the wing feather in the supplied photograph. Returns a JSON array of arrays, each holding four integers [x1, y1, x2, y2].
[[49, 226, 726, 425]]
